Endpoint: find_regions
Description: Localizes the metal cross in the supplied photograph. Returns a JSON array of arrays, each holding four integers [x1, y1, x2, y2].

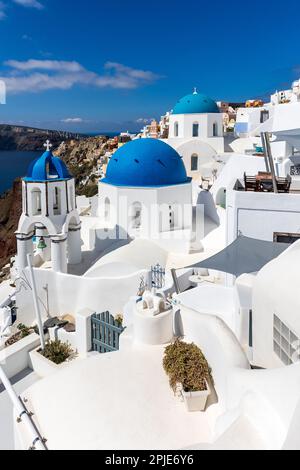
[[44, 140, 53, 152]]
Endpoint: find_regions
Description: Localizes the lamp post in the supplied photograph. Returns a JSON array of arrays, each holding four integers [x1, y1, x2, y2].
[[27, 254, 45, 351]]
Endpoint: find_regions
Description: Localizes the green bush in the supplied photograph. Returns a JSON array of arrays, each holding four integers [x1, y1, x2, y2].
[[163, 339, 213, 393], [17, 323, 32, 339], [5, 324, 33, 348], [41, 340, 74, 365]]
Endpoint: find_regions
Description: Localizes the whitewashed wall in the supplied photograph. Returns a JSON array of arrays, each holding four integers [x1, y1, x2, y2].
[[16, 267, 148, 326], [252, 241, 300, 368], [226, 189, 300, 244]]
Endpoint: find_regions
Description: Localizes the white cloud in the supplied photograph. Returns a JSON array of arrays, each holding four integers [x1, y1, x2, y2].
[[0, 1, 6, 20], [136, 118, 154, 124], [0, 59, 162, 94], [13, 0, 44, 10], [61, 118, 84, 123], [5, 59, 84, 72]]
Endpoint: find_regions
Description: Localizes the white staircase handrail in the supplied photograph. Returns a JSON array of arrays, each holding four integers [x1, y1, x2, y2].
[[0, 365, 47, 450]]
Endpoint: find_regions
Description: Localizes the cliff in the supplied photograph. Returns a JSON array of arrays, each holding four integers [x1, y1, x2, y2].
[[0, 180, 22, 278], [0, 124, 84, 151]]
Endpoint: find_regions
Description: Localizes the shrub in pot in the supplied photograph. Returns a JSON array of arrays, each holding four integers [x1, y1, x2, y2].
[[163, 338, 213, 412], [40, 340, 74, 365]]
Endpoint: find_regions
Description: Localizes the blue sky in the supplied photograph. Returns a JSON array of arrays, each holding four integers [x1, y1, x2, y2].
[[0, 0, 299, 132]]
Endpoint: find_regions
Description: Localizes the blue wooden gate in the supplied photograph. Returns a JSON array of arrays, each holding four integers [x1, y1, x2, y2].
[[91, 312, 124, 353]]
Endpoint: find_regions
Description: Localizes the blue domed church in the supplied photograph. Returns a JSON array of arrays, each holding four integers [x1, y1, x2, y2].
[[16, 141, 82, 274], [166, 89, 224, 181], [98, 138, 193, 237]]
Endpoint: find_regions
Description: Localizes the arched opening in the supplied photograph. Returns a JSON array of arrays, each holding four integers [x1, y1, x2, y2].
[[131, 202, 142, 229], [53, 187, 62, 215], [193, 122, 199, 137], [69, 186, 75, 211], [31, 188, 42, 216], [104, 197, 110, 221], [169, 204, 177, 231], [213, 122, 218, 137], [191, 154, 199, 172], [67, 216, 82, 266], [174, 122, 179, 137], [216, 187, 227, 209]]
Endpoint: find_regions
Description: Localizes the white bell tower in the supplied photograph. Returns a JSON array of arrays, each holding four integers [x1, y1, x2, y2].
[[16, 141, 82, 274]]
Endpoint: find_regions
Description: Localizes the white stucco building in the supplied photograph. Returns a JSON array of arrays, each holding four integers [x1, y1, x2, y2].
[[165, 89, 224, 179], [233, 78, 300, 164]]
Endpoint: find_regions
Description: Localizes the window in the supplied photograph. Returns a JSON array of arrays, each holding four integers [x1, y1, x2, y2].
[[192, 123, 199, 137], [273, 315, 300, 365], [274, 232, 300, 244], [213, 122, 218, 137], [53, 187, 62, 215], [31, 188, 42, 216], [104, 197, 110, 221], [191, 154, 199, 172], [260, 110, 269, 124], [131, 202, 142, 229], [69, 186, 75, 211], [174, 122, 179, 137]]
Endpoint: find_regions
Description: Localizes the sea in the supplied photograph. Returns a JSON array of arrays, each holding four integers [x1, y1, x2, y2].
[[0, 151, 40, 195]]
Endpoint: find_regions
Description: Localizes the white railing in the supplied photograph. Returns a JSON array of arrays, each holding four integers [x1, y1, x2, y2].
[[0, 365, 47, 450]]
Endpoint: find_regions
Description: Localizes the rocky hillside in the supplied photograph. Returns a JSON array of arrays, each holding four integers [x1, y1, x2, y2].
[[54, 135, 113, 197], [0, 124, 84, 151], [0, 179, 22, 279]]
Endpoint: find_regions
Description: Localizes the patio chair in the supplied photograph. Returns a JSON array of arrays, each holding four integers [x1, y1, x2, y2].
[[244, 173, 259, 192], [276, 175, 291, 193]]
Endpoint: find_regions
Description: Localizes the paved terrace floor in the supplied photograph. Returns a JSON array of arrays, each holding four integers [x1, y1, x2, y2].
[[22, 346, 219, 450]]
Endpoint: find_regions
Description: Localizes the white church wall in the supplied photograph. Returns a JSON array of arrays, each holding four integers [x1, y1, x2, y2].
[[157, 183, 192, 232], [173, 140, 220, 179], [168, 113, 223, 140], [99, 182, 193, 238]]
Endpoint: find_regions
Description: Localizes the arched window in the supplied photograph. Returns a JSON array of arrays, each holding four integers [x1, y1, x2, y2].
[[104, 197, 110, 221], [174, 122, 179, 137], [216, 187, 226, 209], [53, 187, 62, 215], [69, 186, 75, 211], [193, 122, 199, 137], [31, 188, 42, 216], [191, 154, 199, 172], [213, 122, 218, 137], [131, 202, 142, 229]]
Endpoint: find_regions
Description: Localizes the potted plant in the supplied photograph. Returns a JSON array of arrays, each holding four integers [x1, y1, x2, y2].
[[163, 339, 213, 412], [114, 314, 124, 328], [30, 340, 75, 378], [5, 324, 34, 348]]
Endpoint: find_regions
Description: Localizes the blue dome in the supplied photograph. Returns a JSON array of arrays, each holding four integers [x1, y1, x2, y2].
[[102, 138, 191, 187], [173, 91, 219, 115], [24, 150, 72, 182]]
